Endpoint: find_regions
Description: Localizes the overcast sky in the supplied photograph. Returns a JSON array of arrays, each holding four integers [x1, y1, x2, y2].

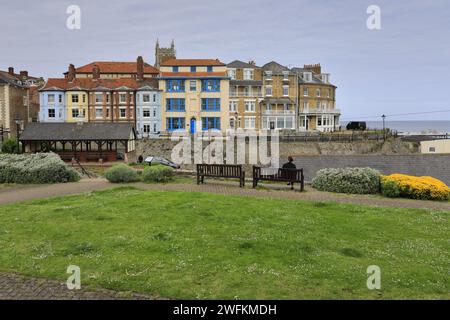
[[1, 0, 449, 120]]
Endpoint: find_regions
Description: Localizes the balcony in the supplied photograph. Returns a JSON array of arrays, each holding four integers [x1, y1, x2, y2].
[[302, 108, 341, 114], [263, 110, 295, 115], [230, 91, 263, 98]]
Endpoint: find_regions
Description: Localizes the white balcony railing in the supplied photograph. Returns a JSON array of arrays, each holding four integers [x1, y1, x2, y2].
[[263, 110, 295, 115], [302, 108, 341, 114], [230, 91, 263, 97]]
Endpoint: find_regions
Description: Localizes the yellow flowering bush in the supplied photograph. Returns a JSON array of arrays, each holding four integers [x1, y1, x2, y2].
[[381, 174, 450, 201]]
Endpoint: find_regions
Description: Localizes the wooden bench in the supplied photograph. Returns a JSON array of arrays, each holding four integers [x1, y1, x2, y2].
[[197, 164, 245, 187], [252, 166, 304, 191]]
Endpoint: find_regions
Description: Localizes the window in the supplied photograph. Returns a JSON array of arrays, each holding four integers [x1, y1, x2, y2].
[[153, 94, 156, 102], [265, 71, 272, 80], [119, 108, 126, 118], [229, 118, 235, 129], [316, 89, 321, 97], [166, 79, 185, 92], [207, 66, 213, 72], [303, 101, 309, 110], [228, 69, 236, 80], [285, 117, 293, 129], [429, 147, 436, 152], [83, 94, 86, 103], [153, 123, 157, 132], [190, 66, 196, 72], [317, 116, 322, 126], [229, 100, 237, 112], [303, 87, 309, 97], [243, 69, 254, 80], [244, 117, 256, 129], [95, 108, 102, 118], [304, 72, 312, 82], [58, 94, 62, 103], [106, 108, 110, 118], [201, 79, 220, 92], [143, 124, 151, 133], [166, 117, 185, 131], [72, 108, 79, 118], [265, 86, 272, 96], [277, 117, 284, 129], [201, 98, 220, 111], [282, 71, 289, 80], [153, 108, 156, 117], [95, 93, 103, 104], [283, 86, 289, 96], [245, 100, 255, 112], [173, 66, 179, 72], [119, 94, 127, 103], [166, 98, 185, 111], [143, 108, 151, 117], [189, 80, 197, 91], [143, 94, 150, 103], [202, 117, 221, 130], [327, 89, 331, 98], [48, 109, 55, 118], [47, 94, 55, 104], [72, 94, 79, 103]]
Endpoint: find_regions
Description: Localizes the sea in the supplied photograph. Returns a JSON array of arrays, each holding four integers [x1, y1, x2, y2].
[[341, 121, 450, 135]]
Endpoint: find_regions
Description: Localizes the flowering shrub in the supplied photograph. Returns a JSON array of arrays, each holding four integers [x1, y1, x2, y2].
[[312, 167, 381, 194], [105, 164, 139, 183], [0, 153, 80, 184], [142, 165, 174, 183], [381, 174, 450, 201]]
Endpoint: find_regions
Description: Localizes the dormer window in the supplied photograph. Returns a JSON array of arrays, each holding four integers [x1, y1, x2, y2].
[[244, 68, 254, 80], [304, 72, 312, 82], [265, 71, 272, 80], [227, 69, 236, 80], [190, 66, 196, 72], [173, 66, 179, 72], [282, 71, 289, 80], [321, 74, 329, 83]]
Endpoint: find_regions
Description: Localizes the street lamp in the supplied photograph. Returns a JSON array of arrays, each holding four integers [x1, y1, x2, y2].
[[381, 114, 386, 141], [14, 116, 21, 153]]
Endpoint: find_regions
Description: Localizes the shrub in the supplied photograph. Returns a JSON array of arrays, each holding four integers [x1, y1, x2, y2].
[[312, 167, 381, 194], [0, 153, 80, 184], [1, 138, 20, 154], [105, 164, 139, 183], [381, 174, 450, 201], [142, 165, 174, 183]]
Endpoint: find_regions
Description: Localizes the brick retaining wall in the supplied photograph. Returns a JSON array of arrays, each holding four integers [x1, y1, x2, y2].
[[293, 154, 450, 184]]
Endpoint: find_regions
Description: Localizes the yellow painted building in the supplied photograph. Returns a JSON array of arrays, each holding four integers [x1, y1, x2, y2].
[[159, 59, 229, 133], [65, 90, 88, 122]]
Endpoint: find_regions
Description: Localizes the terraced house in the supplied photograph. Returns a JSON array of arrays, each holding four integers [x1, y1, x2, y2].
[[39, 57, 162, 137], [159, 59, 229, 133], [227, 60, 263, 130], [292, 64, 340, 132], [260, 61, 298, 131]]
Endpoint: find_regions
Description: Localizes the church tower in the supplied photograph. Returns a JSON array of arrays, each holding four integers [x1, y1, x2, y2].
[[155, 39, 176, 68]]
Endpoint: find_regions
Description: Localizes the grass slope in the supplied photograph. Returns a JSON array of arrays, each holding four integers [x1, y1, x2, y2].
[[0, 187, 448, 299]]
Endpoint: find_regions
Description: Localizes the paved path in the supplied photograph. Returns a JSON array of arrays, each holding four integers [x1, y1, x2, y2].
[[0, 272, 155, 300], [1, 178, 449, 211]]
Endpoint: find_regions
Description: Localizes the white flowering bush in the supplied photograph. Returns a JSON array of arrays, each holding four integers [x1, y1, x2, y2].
[[0, 153, 80, 184], [312, 167, 381, 194]]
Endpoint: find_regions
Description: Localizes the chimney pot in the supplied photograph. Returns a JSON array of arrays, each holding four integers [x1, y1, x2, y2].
[[8, 67, 14, 75], [20, 71, 28, 78]]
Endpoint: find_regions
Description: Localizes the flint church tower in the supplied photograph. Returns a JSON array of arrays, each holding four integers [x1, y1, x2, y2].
[[155, 39, 176, 68]]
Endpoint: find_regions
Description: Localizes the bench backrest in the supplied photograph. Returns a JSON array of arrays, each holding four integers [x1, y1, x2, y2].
[[197, 164, 243, 178], [253, 166, 303, 181]]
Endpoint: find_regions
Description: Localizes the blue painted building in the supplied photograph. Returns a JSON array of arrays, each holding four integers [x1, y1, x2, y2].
[[39, 88, 66, 122]]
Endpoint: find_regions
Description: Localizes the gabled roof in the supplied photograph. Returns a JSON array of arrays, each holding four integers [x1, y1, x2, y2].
[[160, 59, 225, 67], [70, 62, 159, 74], [227, 60, 260, 69], [261, 61, 290, 74], [291, 67, 336, 86], [20, 123, 136, 141]]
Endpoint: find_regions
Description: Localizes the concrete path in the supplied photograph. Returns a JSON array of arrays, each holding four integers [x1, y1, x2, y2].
[[1, 178, 450, 211]]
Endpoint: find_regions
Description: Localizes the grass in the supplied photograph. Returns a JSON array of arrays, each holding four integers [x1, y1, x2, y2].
[[0, 187, 448, 299]]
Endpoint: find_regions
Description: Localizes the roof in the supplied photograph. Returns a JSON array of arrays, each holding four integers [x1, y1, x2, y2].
[[227, 60, 260, 69], [159, 72, 227, 78], [70, 62, 159, 74], [291, 67, 336, 87], [230, 80, 263, 86], [160, 59, 225, 67], [20, 123, 136, 141], [40, 78, 158, 91], [261, 61, 290, 74], [0, 70, 41, 87]]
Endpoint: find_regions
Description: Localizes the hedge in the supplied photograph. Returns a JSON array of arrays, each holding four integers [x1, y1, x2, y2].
[[381, 174, 450, 201], [105, 164, 139, 183], [312, 167, 381, 194], [0, 153, 80, 184], [142, 165, 174, 183]]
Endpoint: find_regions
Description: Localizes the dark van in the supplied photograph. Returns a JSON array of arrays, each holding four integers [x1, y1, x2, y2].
[[346, 121, 367, 131]]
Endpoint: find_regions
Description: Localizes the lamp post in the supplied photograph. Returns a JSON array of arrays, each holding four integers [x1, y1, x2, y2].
[[382, 114, 386, 141], [14, 117, 21, 154]]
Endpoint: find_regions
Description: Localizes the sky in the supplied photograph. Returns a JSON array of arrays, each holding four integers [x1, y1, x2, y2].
[[1, 0, 450, 121]]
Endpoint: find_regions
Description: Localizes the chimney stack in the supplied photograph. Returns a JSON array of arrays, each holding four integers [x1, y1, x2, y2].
[[303, 63, 321, 74], [20, 71, 28, 78], [248, 60, 255, 66], [92, 64, 100, 80], [137, 56, 144, 80], [67, 64, 76, 82], [8, 67, 14, 75]]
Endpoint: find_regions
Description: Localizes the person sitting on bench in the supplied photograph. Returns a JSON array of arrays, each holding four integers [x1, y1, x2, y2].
[[282, 156, 296, 186]]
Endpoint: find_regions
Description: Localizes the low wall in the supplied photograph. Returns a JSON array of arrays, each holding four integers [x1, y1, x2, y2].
[[293, 154, 450, 184]]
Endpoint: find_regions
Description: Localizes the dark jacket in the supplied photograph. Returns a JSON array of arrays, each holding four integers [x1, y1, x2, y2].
[[282, 162, 297, 169]]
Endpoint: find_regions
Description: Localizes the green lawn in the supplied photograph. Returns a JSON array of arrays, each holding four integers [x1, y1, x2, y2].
[[0, 187, 448, 299]]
